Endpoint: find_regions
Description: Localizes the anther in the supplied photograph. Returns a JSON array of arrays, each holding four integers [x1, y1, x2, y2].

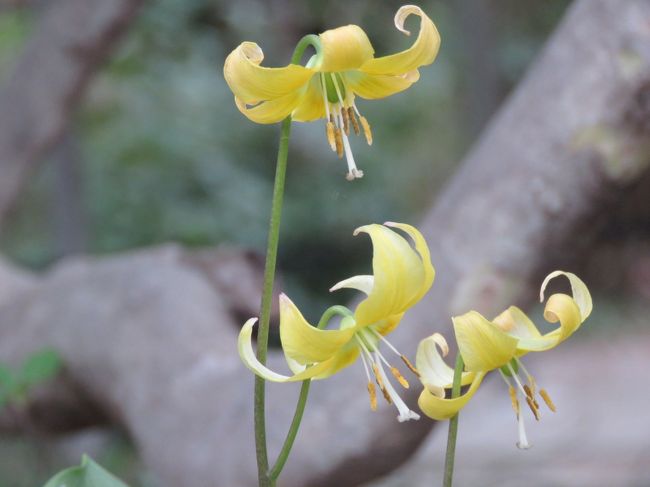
[[401, 355, 420, 378], [390, 367, 409, 389], [508, 386, 519, 415], [334, 128, 344, 158], [326, 122, 336, 152], [342, 107, 350, 135], [526, 396, 541, 421], [372, 364, 384, 389], [348, 107, 360, 135], [523, 384, 534, 399], [359, 116, 373, 145], [539, 388, 557, 412], [367, 382, 377, 411]]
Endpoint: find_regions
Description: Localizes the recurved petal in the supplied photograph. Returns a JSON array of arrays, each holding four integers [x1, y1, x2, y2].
[[371, 312, 404, 336], [279, 294, 355, 365], [384, 222, 435, 296], [516, 294, 583, 352], [540, 270, 592, 321], [493, 306, 543, 341], [345, 70, 419, 100], [418, 372, 486, 421], [238, 318, 353, 382], [235, 90, 303, 124], [352, 224, 428, 328], [359, 5, 440, 76], [453, 311, 519, 372], [416, 333, 475, 396], [330, 275, 374, 295], [291, 76, 327, 122], [224, 41, 314, 104], [318, 25, 375, 72]]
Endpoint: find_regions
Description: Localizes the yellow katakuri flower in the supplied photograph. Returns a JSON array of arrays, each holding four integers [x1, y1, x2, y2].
[[416, 271, 592, 448], [238, 222, 434, 421], [223, 5, 440, 181]]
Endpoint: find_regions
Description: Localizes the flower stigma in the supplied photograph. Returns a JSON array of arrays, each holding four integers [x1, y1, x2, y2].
[[320, 72, 370, 181], [350, 323, 420, 422], [498, 357, 557, 449]]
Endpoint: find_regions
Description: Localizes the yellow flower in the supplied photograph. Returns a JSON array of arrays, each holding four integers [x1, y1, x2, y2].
[[238, 222, 434, 421], [416, 271, 592, 448], [223, 5, 440, 181]]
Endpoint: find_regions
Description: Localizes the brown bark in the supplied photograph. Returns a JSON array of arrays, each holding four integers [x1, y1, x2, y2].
[[0, 0, 143, 228], [0, 0, 649, 486]]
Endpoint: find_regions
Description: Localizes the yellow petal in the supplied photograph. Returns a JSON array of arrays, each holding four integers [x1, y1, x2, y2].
[[418, 372, 486, 421], [493, 306, 542, 341], [516, 294, 583, 352], [224, 41, 314, 104], [317, 25, 375, 72], [540, 270, 592, 321], [345, 70, 420, 100], [330, 275, 374, 295], [291, 76, 326, 122], [371, 312, 404, 336], [453, 311, 518, 372], [279, 294, 355, 365], [234, 91, 304, 124], [384, 222, 435, 295], [238, 318, 356, 382], [352, 224, 430, 328], [359, 5, 440, 76], [416, 333, 475, 397]]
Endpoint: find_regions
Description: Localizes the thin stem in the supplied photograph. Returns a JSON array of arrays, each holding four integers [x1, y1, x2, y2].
[[268, 305, 349, 480], [268, 379, 311, 481], [252, 34, 322, 487], [443, 354, 464, 487], [317, 305, 353, 329]]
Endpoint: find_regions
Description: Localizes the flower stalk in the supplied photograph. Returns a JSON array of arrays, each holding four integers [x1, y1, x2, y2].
[[443, 353, 464, 487], [252, 35, 321, 487]]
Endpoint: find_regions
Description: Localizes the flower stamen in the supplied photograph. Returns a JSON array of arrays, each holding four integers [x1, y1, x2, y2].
[[539, 388, 556, 412], [348, 107, 360, 135]]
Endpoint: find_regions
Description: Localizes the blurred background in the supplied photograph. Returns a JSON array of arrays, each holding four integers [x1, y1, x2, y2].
[[0, 0, 648, 486]]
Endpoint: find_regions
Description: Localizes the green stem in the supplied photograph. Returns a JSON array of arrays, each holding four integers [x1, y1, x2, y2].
[[443, 354, 464, 487], [268, 305, 350, 481], [253, 34, 322, 487]]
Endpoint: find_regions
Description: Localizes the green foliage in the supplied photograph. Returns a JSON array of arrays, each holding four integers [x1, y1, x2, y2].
[[0, 348, 62, 408], [43, 455, 129, 487]]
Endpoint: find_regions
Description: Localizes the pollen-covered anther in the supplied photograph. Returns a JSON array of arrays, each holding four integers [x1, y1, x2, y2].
[[526, 396, 541, 421], [359, 116, 373, 145], [342, 107, 350, 135], [390, 367, 409, 389], [539, 388, 557, 412], [401, 355, 420, 378], [367, 382, 378, 411], [523, 384, 534, 399], [348, 107, 360, 135], [372, 363, 384, 389], [326, 121, 336, 151], [508, 386, 520, 415], [334, 127, 344, 158]]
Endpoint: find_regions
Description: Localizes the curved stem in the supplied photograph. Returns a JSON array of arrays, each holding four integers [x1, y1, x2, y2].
[[442, 354, 464, 487], [317, 305, 353, 329], [268, 306, 352, 480], [253, 33, 323, 487]]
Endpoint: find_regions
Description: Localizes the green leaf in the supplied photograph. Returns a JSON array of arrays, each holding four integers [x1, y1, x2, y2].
[[43, 455, 130, 487], [21, 348, 62, 386]]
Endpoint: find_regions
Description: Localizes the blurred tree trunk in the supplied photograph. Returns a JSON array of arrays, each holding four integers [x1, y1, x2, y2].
[[0, 0, 649, 486], [0, 0, 143, 231]]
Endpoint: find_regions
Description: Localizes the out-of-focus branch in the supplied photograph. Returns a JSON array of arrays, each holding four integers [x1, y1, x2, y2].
[[0, 0, 143, 230], [0, 0, 649, 486]]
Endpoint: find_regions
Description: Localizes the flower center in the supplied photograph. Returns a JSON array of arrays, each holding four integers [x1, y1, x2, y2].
[[319, 73, 372, 181], [353, 327, 420, 422], [499, 358, 557, 449]]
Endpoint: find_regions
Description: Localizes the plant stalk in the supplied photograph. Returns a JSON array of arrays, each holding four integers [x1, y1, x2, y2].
[[442, 353, 464, 487], [252, 34, 321, 487]]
